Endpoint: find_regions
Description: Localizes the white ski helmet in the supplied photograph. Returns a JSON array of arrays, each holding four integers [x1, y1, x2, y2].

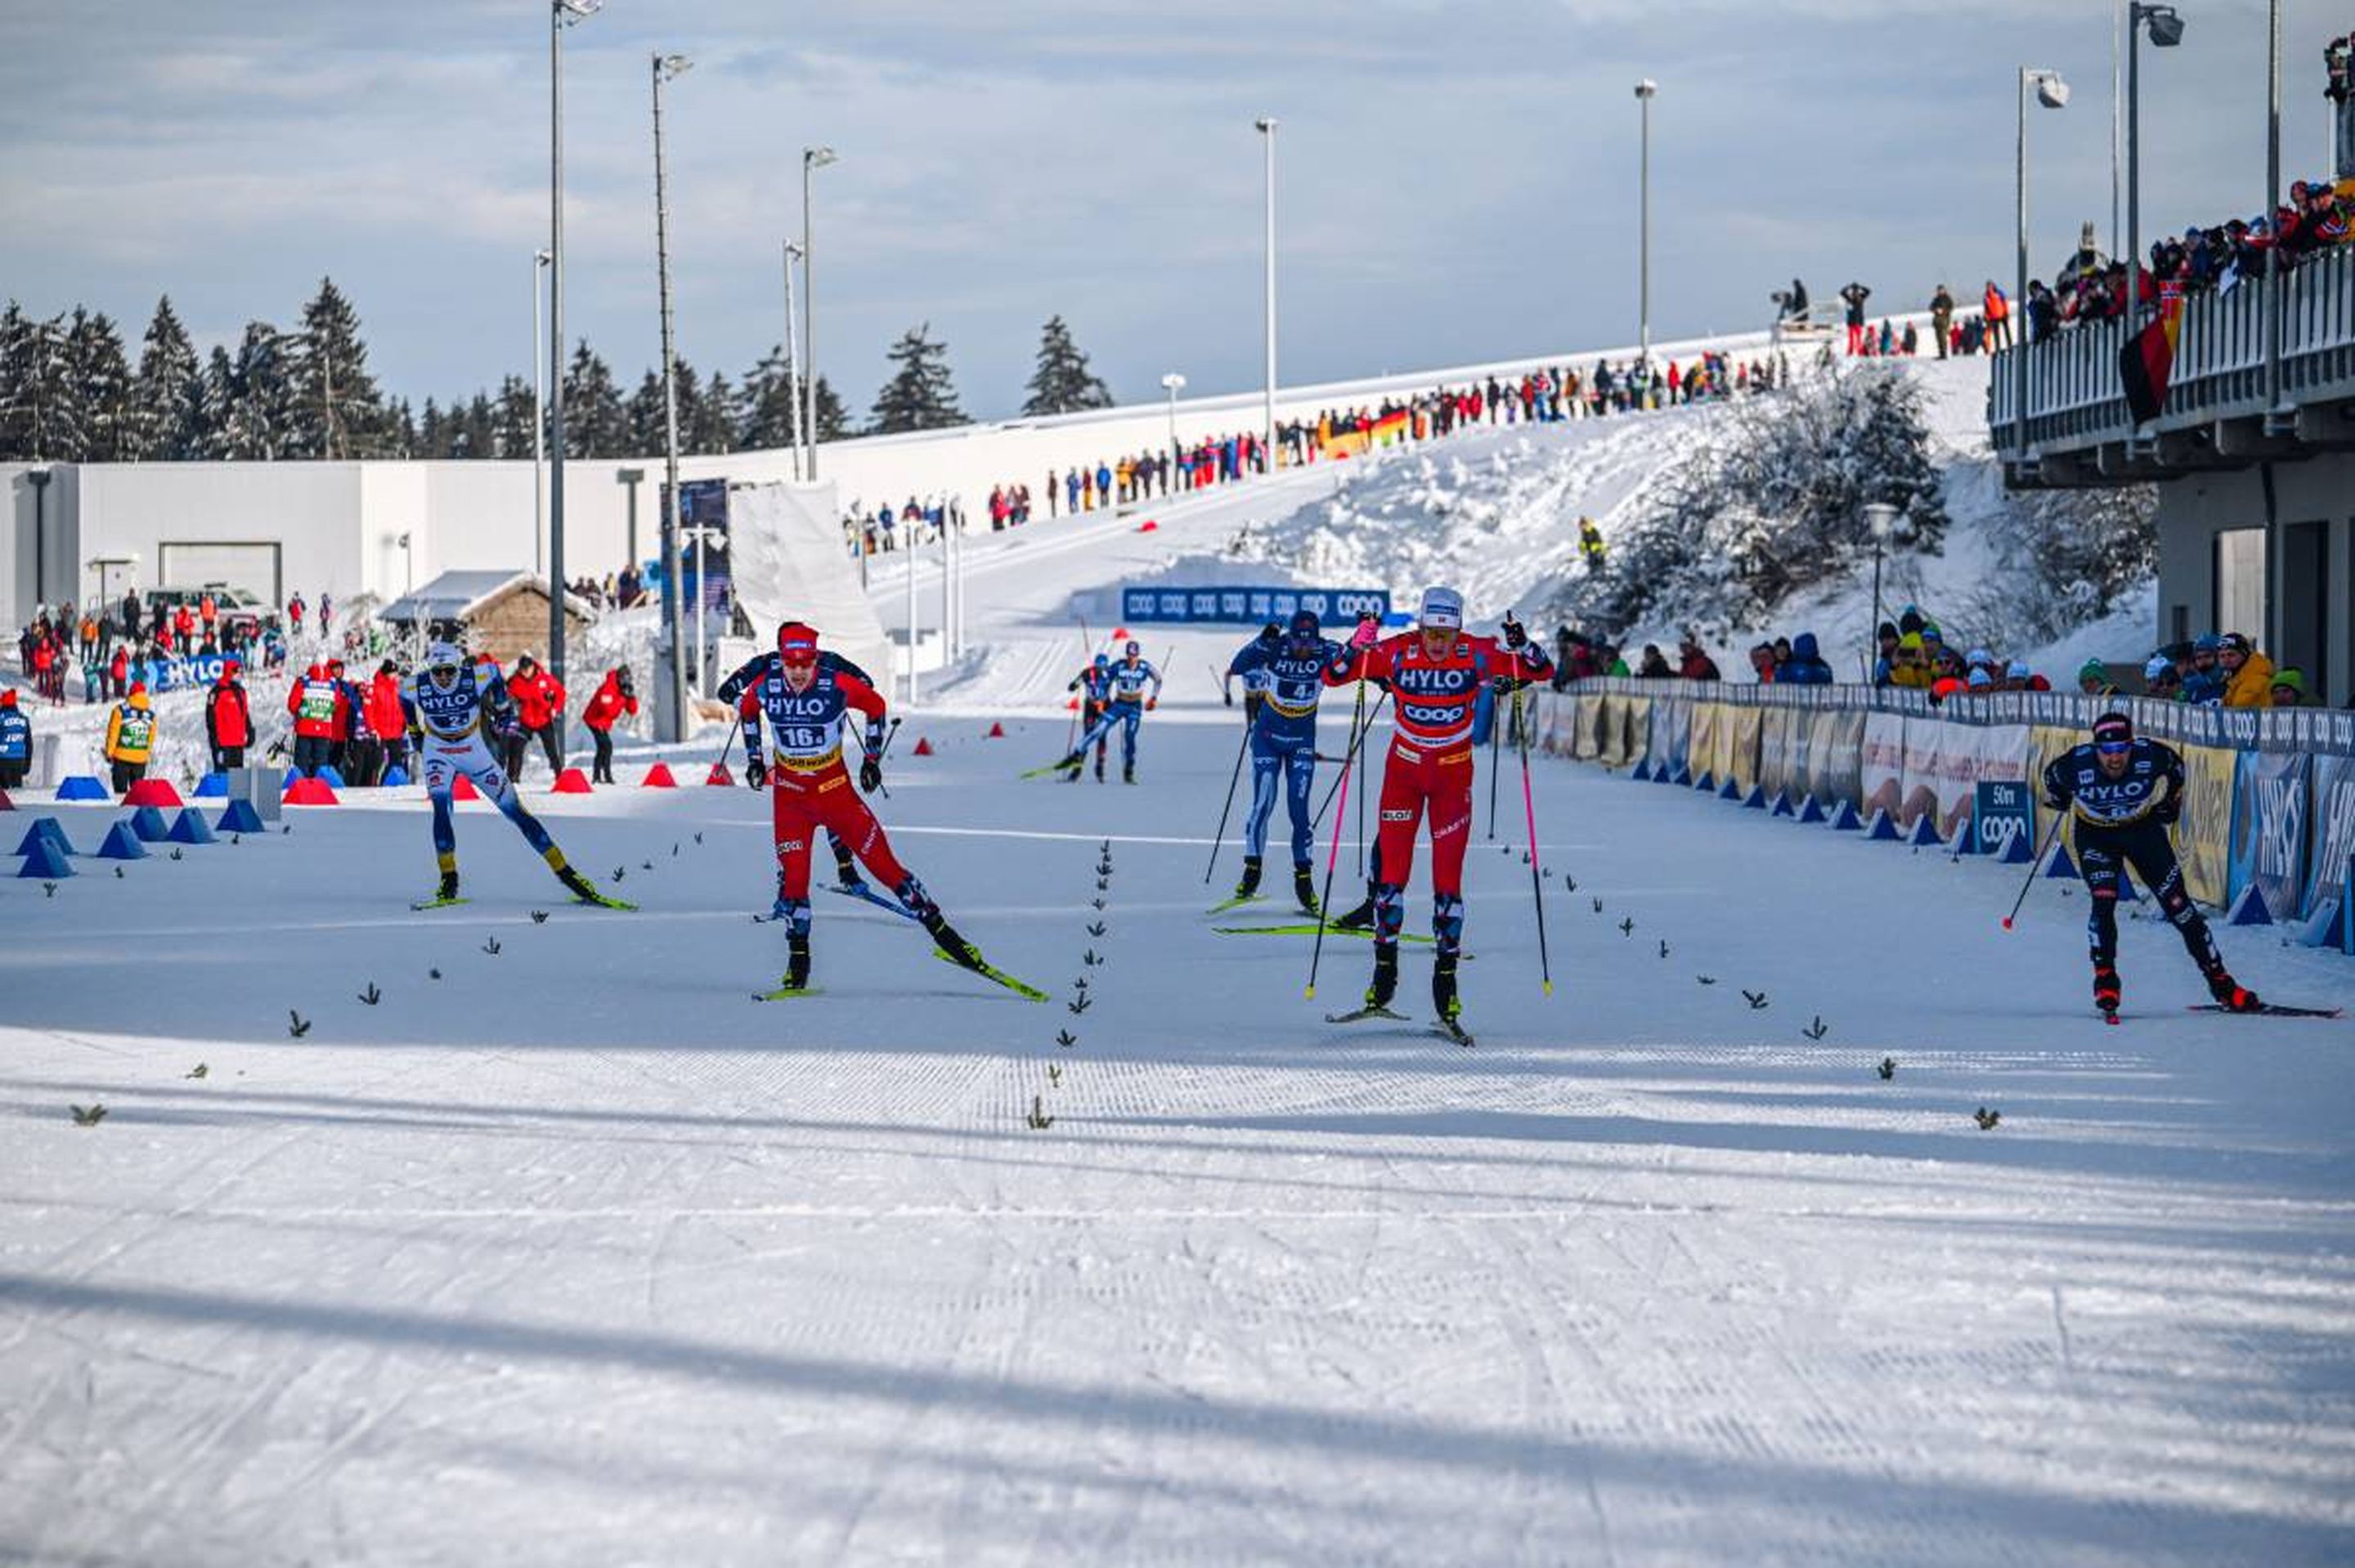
[[426, 641, 466, 681], [1418, 585, 1465, 630]]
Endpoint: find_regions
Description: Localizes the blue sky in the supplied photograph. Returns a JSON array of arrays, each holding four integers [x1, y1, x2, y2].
[[1, 2, 2342, 421]]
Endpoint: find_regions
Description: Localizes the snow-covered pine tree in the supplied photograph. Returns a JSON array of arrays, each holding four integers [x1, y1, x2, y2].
[[740, 343, 796, 450], [132, 297, 204, 460], [562, 343, 629, 459], [870, 324, 967, 433], [284, 278, 386, 459], [625, 370, 666, 455], [0, 305, 78, 460], [490, 375, 537, 460], [195, 346, 238, 459], [69, 310, 135, 462], [669, 361, 704, 454], [1021, 315, 1114, 416], [693, 370, 742, 455], [455, 394, 497, 459], [220, 321, 294, 459], [417, 398, 449, 458], [810, 374, 850, 441]]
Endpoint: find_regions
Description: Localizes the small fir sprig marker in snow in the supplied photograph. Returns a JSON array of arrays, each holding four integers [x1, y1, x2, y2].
[[288, 1010, 311, 1038], [1088, 921, 1106, 937], [1056, 1029, 1078, 1048], [1803, 1015, 1829, 1040], [1975, 1106, 2003, 1130], [357, 983, 381, 1006], [1025, 1095, 1055, 1131], [1743, 989, 1769, 1010], [531, 910, 549, 924], [482, 936, 501, 956], [1878, 1056, 1898, 1080], [185, 1064, 208, 1080], [70, 1104, 107, 1127]]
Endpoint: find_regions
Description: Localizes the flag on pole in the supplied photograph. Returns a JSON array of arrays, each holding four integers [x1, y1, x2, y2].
[[2118, 296, 2184, 426]]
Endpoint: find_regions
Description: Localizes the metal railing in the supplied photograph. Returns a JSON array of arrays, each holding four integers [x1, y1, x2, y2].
[[1989, 245, 2355, 455]]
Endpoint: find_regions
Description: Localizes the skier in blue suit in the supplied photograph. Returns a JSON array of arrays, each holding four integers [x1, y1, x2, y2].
[[1053, 642, 1161, 783], [1224, 609, 1348, 912]]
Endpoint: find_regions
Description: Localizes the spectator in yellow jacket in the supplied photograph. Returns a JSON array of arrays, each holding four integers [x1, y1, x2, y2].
[[1886, 632, 1934, 689], [104, 684, 155, 794], [2218, 633, 2276, 708]]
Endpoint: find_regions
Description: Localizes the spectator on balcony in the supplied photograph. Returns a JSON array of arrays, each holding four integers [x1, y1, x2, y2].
[[2269, 666, 2307, 706], [2218, 633, 2276, 708], [2077, 659, 2118, 698]]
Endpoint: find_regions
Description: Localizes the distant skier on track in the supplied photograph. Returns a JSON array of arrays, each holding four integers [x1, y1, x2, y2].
[[404, 641, 620, 911], [1064, 652, 1115, 782], [1048, 641, 1161, 783], [1326, 587, 1549, 1037], [2040, 710, 2258, 1019], [740, 620, 1031, 999], [1224, 609, 1347, 913]]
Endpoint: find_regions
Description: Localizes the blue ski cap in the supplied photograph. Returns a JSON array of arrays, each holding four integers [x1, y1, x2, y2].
[[1289, 608, 1321, 641], [1419, 585, 1465, 630], [1092, 652, 1108, 669]]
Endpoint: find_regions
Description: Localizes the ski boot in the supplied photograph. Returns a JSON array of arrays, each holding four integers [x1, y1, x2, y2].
[[783, 932, 812, 992], [1332, 894, 1375, 932], [1232, 855, 1263, 902], [1124, 763, 1137, 785], [433, 869, 460, 903], [922, 909, 988, 975], [1093, 758, 1106, 782], [1366, 944, 1399, 1010], [556, 865, 603, 904], [2206, 968, 2262, 1013], [1294, 865, 1320, 916], [833, 844, 865, 893], [2093, 964, 2121, 1020]]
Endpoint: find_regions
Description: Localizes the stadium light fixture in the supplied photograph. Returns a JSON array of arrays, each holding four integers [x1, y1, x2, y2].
[[2124, 2, 2186, 438], [802, 146, 838, 482], [2012, 68, 2068, 477], [1160, 372, 1186, 459], [1634, 82, 1658, 377]]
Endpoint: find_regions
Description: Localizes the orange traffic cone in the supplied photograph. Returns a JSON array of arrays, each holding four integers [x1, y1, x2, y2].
[[643, 762, 678, 788], [986, 721, 1006, 738], [913, 737, 935, 756], [706, 761, 734, 786], [453, 773, 482, 801], [553, 768, 592, 794]]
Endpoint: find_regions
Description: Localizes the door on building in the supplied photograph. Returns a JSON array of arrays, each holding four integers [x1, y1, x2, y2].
[[2279, 520, 2327, 702], [2213, 526, 2266, 646], [156, 542, 284, 608]]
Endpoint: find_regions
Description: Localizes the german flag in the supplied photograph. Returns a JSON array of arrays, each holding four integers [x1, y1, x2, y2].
[[2119, 295, 2183, 426]]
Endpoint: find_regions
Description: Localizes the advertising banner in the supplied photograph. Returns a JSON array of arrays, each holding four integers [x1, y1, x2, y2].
[[1658, 698, 1692, 777], [1612, 697, 1651, 769], [1690, 703, 1724, 783], [1119, 585, 1391, 625], [1861, 713, 1908, 822], [2230, 750, 2311, 923], [1757, 709, 1797, 800], [2298, 755, 2355, 938], [1896, 717, 1948, 831], [1726, 706, 1763, 795], [1973, 778, 2034, 857], [1590, 695, 1624, 766], [2173, 745, 2238, 908], [1802, 710, 1865, 810]]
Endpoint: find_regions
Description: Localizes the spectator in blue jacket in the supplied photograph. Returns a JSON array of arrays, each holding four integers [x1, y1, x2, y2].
[[1780, 631, 1836, 684], [2179, 634, 2226, 704]]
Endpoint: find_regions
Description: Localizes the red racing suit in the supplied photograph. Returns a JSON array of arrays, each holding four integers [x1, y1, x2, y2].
[[1327, 629, 1549, 948], [738, 661, 911, 903]]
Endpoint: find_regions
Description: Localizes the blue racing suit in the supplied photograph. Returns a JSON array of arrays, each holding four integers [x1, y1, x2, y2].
[[1227, 634, 1347, 867]]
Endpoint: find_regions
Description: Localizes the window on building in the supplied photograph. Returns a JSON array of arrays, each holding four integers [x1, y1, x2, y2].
[[2214, 527, 2265, 643]]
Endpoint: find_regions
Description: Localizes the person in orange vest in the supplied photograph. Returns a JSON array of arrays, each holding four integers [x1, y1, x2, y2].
[[1983, 280, 2012, 350], [204, 657, 252, 771], [173, 603, 195, 646], [104, 684, 155, 795], [505, 652, 567, 782], [366, 660, 409, 784], [199, 593, 218, 636], [580, 665, 637, 784], [286, 662, 345, 777]]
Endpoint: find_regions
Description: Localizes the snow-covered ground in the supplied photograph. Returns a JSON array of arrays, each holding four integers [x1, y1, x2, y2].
[[6, 364, 2350, 1566]]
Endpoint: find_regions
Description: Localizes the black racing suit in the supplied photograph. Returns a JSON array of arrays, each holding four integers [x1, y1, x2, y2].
[[2040, 738, 2227, 984]]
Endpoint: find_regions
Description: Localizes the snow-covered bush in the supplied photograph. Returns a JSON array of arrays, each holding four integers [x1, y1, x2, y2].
[[1566, 365, 1949, 641], [1945, 482, 2156, 649]]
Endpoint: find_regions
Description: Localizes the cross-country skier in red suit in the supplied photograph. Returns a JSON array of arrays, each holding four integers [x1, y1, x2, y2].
[[738, 620, 994, 994], [1323, 585, 1549, 1027]]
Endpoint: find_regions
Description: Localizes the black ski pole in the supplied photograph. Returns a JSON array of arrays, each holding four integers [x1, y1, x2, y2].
[[2001, 809, 2067, 931], [1307, 674, 1372, 1001], [1202, 715, 1254, 885], [1514, 685, 1554, 996]]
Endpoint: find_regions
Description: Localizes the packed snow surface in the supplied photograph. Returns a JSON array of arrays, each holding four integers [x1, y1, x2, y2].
[[6, 366, 2348, 1566]]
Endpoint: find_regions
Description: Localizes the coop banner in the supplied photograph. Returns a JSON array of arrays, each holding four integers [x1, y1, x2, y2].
[[2173, 745, 2238, 909], [1118, 586, 1392, 625], [1860, 713, 1908, 822], [2228, 749, 2310, 921], [2297, 755, 2355, 940]]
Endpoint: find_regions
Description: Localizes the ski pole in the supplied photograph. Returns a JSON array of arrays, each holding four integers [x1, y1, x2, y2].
[[1514, 684, 1553, 996], [1306, 674, 1372, 1001], [2000, 809, 2067, 931], [1202, 715, 1254, 885], [1312, 686, 1390, 831]]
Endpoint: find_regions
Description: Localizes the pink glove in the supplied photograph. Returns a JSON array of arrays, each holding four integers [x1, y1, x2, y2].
[[1350, 619, 1379, 649]]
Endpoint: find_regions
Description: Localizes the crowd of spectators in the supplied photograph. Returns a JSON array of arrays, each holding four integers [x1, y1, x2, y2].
[[839, 345, 1790, 561], [2132, 632, 2315, 710], [15, 594, 293, 708], [2018, 175, 2353, 343], [566, 564, 648, 612]]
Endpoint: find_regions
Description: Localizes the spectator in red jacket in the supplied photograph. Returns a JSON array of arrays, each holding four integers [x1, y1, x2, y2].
[[107, 644, 128, 700], [205, 658, 252, 771], [286, 661, 346, 778], [505, 653, 567, 781], [1677, 634, 1723, 681], [580, 666, 637, 784], [366, 661, 410, 784]]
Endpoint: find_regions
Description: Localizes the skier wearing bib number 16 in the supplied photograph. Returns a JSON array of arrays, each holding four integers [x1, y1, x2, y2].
[[740, 620, 1038, 1001], [1324, 586, 1550, 1039], [402, 642, 621, 912]]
